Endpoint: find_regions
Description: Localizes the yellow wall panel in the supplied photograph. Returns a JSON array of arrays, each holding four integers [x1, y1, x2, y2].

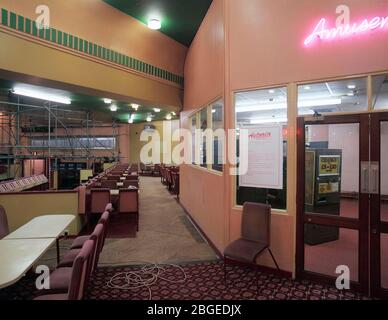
[[0, 192, 81, 235]]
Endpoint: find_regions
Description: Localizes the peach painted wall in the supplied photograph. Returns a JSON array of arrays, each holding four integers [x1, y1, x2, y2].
[[228, 0, 388, 90], [0, 0, 187, 76], [181, 0, 226, 253], [183, 0, 225, 110], [183, 0, 388, 274]]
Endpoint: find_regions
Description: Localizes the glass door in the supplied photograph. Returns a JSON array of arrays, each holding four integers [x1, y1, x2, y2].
[[296, 114, 370, 294], [370, 113, 388, 298]]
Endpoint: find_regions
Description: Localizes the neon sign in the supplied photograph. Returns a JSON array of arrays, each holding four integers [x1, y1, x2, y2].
[[304, 16, 388, 46]]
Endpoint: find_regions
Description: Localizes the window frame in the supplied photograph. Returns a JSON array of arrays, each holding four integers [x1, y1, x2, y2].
[[188, 97, 224, 175]]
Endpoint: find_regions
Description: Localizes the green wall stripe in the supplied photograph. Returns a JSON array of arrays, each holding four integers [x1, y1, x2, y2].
[[58, 31, 63, 45], [17, 15, 24, 32], [9, 12, 16, 29], [45, 28, 50, 41], [25, 18, 31, 34], [0, 8, 184, 86], [1, 9, 8, 26], [38, 25, 44, 39]]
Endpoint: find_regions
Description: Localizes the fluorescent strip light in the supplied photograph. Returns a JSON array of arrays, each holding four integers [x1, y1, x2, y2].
[[236, 98, 342, 113], [13, 88, 71, 105]]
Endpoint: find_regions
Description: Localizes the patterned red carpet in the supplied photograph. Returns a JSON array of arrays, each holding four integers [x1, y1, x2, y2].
[[0, 261, 370, 300]]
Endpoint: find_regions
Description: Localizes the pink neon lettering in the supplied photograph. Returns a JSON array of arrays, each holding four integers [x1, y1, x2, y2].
[[304, 15, 388, 46]]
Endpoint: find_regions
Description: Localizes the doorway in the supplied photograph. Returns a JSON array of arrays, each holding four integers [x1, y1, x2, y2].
[[296, 112, 388, 297]]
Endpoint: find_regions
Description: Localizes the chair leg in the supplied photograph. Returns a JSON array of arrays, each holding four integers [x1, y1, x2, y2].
[[268, 248, 280, 270]]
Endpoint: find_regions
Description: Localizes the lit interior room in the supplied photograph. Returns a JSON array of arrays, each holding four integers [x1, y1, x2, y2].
[[0, 0, 388, 303]]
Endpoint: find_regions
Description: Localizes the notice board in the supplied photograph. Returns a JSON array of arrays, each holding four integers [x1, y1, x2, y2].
[[239, 124, 284, 189]]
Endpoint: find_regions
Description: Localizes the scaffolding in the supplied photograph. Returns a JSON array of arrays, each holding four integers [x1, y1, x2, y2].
[[0, 94, 122, 180]]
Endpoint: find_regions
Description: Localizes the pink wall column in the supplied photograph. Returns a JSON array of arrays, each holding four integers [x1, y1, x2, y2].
[[181, 0, 226, 252]]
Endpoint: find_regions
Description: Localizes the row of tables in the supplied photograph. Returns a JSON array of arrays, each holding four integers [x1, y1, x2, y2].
[[0, 215, 75, 289]]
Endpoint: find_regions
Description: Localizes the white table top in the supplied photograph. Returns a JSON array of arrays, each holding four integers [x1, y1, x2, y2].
[[110, 189, 119, 196], [4, 215, 75, 240], [0, 238, 55, 289]]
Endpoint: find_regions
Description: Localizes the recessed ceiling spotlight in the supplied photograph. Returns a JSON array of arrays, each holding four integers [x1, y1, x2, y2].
[[104, 98, 112, 104], [110, 104, 118, 112], [347, 84, 356, 89], [268, 89, 275, 94], [154, 108, 161, 113], [148, 18, 161, 30], [304, 86, 311, 90], [131, 104, 140, 110]]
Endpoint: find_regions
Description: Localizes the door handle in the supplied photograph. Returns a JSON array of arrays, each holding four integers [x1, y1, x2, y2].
[[370, 162, 379, 195], [361, 162, 369, 193]]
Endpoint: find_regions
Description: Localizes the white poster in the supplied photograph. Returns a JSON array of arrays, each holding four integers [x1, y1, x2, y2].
[[239, 124, 284, 189]]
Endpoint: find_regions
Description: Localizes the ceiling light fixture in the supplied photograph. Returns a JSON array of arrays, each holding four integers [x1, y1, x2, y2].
[[304, 86, 311, 90], [131, 104, 139, 110], [128, 118, 133, 124], [146, 116, 152, 122], [166, 114, 172, 120], [268, 89, 275, 94], [103, 98, 112, 104], [148, 18, 161, 30], [13, 87, 71, 105], [347, 92, 355, 96], [110, 104, 118, 112], [347, 84, 356, 89], [154, 108, 161, 113]]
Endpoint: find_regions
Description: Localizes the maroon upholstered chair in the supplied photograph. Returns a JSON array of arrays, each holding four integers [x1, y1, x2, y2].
[[34, 240, 95, 300], [165, 169, 173, 190], [101, 180, 118, 189], [107, 175, 120, 181], [58, 223, 104, 271], [122, 180, 139, 189], [88, 189, 110, 229], [0, 205, 9, 239], [118, 189, 139, 231], [171, 172, 180, 196], [90, 189, 110, 214], [125, 175, 139, 181], [105, 203, 113, 213], [70, 211, 110, 250], [224, 202, 279, 281]]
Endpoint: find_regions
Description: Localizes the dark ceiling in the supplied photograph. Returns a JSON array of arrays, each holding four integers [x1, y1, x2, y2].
[[103, 0, 212, 47]]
